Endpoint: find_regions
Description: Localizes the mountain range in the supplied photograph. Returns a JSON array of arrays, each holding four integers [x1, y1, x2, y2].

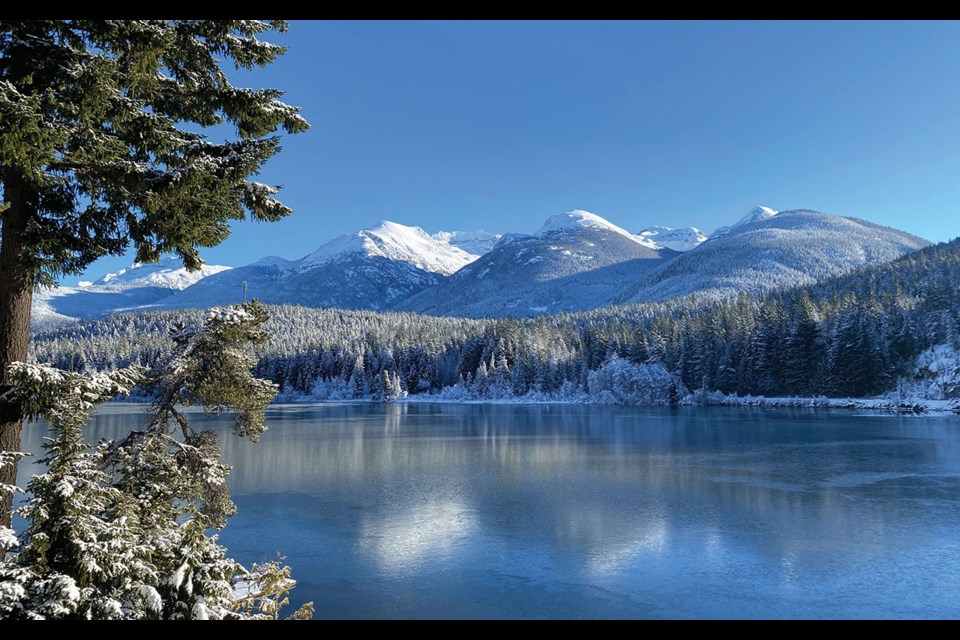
[[32, 206, 931, 326]]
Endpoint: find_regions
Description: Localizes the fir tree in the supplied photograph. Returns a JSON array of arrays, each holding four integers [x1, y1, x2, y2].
[[0, 20, 310, 526], [783, 293, 823, 395], [0, 302, 313, 619]]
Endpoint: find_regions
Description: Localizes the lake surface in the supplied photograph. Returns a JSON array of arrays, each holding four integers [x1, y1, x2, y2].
[[15, 403, 960, 619]]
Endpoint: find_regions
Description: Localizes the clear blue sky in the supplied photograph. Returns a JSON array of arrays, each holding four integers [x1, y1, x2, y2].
[[66, 20, 960, 285]]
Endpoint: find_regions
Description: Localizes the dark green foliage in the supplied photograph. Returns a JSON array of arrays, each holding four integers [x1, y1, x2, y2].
[[144, 301, 275, 442], [0, 20, 309, 283], [0, 20, 308, 529]]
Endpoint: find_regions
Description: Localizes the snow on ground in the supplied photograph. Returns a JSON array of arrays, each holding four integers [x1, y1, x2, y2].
[[688, 391, 958, 414], [889, 343, 960, 402]]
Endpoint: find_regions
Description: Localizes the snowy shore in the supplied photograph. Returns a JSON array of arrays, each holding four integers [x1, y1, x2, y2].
[[684, 390, 959, 415], [266, 389, 960, 415]]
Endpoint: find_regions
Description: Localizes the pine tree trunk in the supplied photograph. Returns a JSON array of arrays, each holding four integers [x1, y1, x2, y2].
[[0, 171, 35, 529]]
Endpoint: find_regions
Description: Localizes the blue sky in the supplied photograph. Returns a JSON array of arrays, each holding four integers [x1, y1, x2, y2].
[[67, 20, 960, 285]]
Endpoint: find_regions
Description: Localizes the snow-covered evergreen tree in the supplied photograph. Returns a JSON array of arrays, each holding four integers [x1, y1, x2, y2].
[[0, 302, 312, 620]]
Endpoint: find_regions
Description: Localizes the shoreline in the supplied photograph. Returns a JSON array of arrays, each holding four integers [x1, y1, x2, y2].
[[254, 392, 959, 416], [116, 389, 960, 415], [686, 392, 959, 416]]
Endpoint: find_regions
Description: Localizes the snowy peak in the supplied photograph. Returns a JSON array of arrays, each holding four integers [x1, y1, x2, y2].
[[90, 257, 231, 291], [536, 210, 658, 249], [713, 205, 779, 237], [537, 210, 626, 236], [432, 230, 502, 256], [301, 220, 478, 275], [739, 205, 778, 225], [637, 226, 708, 252]]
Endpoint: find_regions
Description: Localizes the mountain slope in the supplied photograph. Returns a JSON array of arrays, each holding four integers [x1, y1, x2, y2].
[[637, 226, 708, 252], [432, 230, 502, 256], [712, 205, 778, 237], [32, 257, 231, 326], [396, 210, 671, 317], [164, 221, 477, 311], [616, 209, 930, 304], [31, 207, 934, 325], [301, 220, 476, 274]]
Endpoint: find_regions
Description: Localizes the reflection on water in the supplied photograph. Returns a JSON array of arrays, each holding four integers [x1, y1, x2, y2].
[[359, 499, 476, 576], [16, 403, 960, 619]]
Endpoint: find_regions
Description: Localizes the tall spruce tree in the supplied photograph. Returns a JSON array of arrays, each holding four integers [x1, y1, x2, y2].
[[783, 292, 823, 396], [0, 20, 309, 525]]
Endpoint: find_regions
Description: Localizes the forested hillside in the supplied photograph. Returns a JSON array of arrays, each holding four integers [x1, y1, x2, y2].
[[31, 238, 960, 404]]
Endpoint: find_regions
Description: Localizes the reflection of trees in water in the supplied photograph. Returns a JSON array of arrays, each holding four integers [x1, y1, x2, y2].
[[17, 403, 960, 579]]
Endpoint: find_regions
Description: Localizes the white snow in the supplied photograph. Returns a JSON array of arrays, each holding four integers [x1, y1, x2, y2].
[[885, 343, 960, 404], [0, 526, 17, 551], [301, 220, 479, 275], [691, 391, 957, 415], [537, 210, 660, 249], [93, 256, 232, 291], [713, 205, 779, 237], [637, 225, 708, 252], [431, 230, 502, 256], [191, 600, 209, 620], [32, 257, 233, 328]]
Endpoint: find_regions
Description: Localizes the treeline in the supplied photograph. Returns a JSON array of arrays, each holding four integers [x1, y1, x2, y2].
[[30, 238, 960, 403]]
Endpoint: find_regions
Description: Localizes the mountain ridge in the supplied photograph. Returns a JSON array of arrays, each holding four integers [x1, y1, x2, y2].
[[31, 206, 931, 325]]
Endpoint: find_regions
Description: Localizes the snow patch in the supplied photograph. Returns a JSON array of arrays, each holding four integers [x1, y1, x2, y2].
[[637, 226, 708, 252], [93, 256, 231, 291], [431, 230, 502, 256]]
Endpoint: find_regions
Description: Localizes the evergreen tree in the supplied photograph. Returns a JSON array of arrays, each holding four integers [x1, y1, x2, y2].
[[0, 20, 309, 526], [0, 302, 312, 619], [0, 364, 154, 619], [783, 293, 823, 395], [384, 371, 404, 402]]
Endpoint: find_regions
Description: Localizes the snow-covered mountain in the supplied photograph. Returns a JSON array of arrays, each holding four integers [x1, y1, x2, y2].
[[30, 205, 933, 326], [537, 210, 660, 249], [32, 257, 231, 326], [432, 230, 502, 256], [711, 205, 778, 237], [616, 209, 929, 304], [637, 226, 708, 252], [301, 221, 476, 275], [395, 210, 671, 317], [163, 221, 480, 311]]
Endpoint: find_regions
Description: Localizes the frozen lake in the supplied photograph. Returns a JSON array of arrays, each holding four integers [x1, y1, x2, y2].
[[16, 402, 960, 619]]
